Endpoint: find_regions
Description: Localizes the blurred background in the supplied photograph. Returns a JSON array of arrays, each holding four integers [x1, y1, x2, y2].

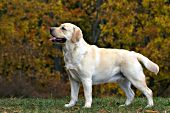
[[0, 0, 170, 98]]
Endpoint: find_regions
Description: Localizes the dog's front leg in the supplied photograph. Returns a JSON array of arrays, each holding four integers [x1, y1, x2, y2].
[[82, 78, 92, 108], [65, 76, 80, 108]]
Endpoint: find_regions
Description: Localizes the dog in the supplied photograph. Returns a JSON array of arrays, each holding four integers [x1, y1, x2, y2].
[[50, 23, 159, 108]]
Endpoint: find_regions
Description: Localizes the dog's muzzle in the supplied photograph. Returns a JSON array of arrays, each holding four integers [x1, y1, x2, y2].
[[50, 28, 67, 43], [50, 37, 67, 43]]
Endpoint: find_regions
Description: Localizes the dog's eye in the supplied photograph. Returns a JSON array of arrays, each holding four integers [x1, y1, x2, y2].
[[61, 27, 66, 31]]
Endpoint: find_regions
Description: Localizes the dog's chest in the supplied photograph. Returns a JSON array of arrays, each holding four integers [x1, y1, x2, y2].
[[63, 45, 87, 70], [63, 52, 79, 69], [63, 50, 82, 70]]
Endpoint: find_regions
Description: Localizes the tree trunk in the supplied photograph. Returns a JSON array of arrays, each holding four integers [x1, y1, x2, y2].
[[92, 0, 103, 44]]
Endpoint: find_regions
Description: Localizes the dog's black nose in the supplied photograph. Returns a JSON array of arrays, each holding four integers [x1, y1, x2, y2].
[[50, 27, 54, 34]]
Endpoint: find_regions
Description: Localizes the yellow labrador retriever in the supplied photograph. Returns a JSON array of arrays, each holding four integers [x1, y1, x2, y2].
[[50, 23, 159, 108]]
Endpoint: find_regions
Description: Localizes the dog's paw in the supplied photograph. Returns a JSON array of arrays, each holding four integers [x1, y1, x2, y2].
[[144, 104, 154, 108], [83, 105, 91, 108], [64, 103, 75, 108], [83, 103, 91, 108], [118, 104, 126, 108]]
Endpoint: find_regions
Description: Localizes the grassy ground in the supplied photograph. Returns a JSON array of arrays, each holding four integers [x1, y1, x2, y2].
[[0, 97, 169, 113]]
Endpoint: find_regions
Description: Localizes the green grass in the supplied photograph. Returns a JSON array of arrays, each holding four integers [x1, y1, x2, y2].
[[0, 97, 169, 113]]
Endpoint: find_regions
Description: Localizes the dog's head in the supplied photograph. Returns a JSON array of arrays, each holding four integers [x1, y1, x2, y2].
[[50, 23, 82, 43]]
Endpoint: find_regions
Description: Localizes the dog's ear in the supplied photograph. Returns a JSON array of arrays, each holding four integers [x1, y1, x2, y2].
[[71, 27, 82, 43]]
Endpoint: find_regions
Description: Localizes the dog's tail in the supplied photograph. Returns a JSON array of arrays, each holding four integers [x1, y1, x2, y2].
[[134, 52, 159, 74]]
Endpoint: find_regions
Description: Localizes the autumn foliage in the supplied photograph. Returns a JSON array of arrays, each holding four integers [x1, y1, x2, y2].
[[0, 0, 170, 97]]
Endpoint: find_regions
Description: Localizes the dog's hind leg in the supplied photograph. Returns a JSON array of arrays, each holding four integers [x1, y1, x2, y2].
[[119, 78, 135, 107], [121, 58, 154, 108], [124, 71, 153, 108], [129, 75, 153, 108]]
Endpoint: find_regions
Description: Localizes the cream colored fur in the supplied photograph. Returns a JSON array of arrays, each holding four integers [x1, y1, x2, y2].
[[50, 23, 159, 108]]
